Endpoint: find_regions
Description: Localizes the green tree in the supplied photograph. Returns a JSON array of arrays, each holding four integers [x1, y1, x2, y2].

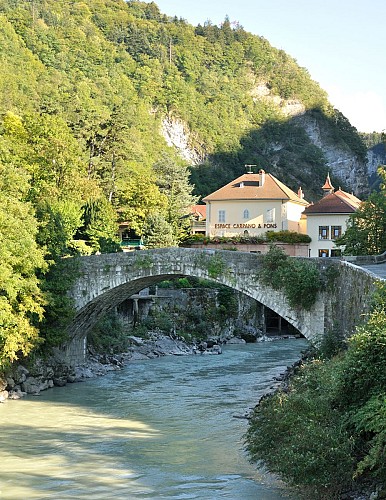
[[153, 152, 198, 242], [36, 199, 83, 260], [336, 192, 386, 255], [142, 213, 176, 248], [80, 197, 120, 253], [117, 168, 168, 234], [0, 161, 46, 368]]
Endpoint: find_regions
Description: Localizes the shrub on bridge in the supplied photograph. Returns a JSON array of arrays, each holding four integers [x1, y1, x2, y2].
[[259, 245, 322, 310]]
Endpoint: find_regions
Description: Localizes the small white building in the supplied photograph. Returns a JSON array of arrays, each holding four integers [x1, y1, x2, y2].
[[303, 175, 361, 257], [202, 169, 308, 238]]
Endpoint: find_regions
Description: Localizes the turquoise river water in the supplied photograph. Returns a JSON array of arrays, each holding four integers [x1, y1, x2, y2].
[[0, 340, 308, 499]]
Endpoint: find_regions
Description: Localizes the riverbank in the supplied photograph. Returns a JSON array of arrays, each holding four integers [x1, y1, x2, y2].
[[245, 351, 385, 500], [1, 332, 250, 401], [0, 332, 301, 401]]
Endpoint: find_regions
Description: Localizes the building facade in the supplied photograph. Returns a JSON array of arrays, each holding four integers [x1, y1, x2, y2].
[[303, 175, 361, 257], [202, 169, 308, 238]]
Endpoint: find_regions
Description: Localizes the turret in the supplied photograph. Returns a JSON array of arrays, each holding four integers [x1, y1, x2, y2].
[[321, 173, 334, 196]]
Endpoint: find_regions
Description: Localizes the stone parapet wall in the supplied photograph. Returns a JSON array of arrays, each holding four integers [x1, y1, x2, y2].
[[185, 242, 309, 257], [342, 251, 386, 265]]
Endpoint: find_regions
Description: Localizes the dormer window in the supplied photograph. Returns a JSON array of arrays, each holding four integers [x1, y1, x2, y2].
[[243, 209, 249, 219]]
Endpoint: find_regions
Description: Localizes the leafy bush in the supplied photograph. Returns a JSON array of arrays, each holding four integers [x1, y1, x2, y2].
[[245, 283, 386, 497], [182, 231, 311, 246], [87, 311, 129, 353], [259, 245, 322, 310], [265, 230, 311, 244], [245, 360, 355, 498]]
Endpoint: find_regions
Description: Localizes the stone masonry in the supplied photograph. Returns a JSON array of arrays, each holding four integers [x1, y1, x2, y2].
[[63, 248, 382, 365]]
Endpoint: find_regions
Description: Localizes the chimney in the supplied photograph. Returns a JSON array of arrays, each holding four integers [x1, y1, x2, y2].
[[259, 169, 266, 186], [298, 187, 304, 199]]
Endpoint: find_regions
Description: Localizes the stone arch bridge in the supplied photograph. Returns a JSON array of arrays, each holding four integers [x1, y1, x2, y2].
[[63, 248, 381, 365]]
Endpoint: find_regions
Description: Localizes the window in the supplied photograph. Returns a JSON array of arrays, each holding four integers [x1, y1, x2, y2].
[[319, 226, 329, 240], [331, 226, 342, 239], [218, 210, 225, 222], [318, 249, 329, 257], [243, 209, 250, 219], [266, 208, 275, 223], [331, 249, 342, 257]]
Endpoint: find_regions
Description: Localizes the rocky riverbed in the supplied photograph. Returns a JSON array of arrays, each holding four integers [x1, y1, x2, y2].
[[0, 332, 239, 401]]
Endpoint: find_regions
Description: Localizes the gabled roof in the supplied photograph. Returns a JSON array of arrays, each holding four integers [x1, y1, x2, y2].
[[303, 189, 361, 215], [190, 205, 206, 219], [202, 172, 308, 205]]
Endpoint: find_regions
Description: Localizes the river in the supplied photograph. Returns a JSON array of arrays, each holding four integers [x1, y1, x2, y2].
[[0, 339, 308, 499]]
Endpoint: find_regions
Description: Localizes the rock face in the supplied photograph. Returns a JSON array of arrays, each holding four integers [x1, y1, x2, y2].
[[161, 116, 204, 165], [294, 115, 369, 195], [161, 111, 369, 197], [366, 143, 386, 188]]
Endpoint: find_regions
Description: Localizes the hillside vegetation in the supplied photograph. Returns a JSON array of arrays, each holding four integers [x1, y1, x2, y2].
[[0, 0, 366, 200], [0, 0, 368, 365]]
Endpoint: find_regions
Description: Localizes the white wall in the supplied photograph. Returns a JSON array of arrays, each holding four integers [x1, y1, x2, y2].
[[307, 213, 350, 257]]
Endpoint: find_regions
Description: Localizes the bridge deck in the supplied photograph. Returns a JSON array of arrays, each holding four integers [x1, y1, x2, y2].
[[358, 262, 386, 280]]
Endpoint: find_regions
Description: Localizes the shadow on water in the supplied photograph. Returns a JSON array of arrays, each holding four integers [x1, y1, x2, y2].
[[0, 341, 307, 499]]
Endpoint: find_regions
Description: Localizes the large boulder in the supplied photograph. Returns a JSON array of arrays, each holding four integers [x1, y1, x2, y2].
[[21, 376, 53, 395]]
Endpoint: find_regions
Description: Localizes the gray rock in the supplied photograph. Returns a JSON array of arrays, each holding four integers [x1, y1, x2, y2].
[[13, 365, 29, 385], [21, 376, 52, 395], [6, 377, 15, 389], [8, 387, 25, 399], [226, 337, 246, 344]]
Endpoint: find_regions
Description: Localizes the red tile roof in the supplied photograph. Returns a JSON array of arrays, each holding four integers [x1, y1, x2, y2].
[[303, 190, 361, 215], [190, 205, 206, 219], [202, 172, 308, 205]]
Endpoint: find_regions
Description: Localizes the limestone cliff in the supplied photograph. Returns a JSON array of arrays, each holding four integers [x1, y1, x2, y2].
[[293, 114, 369, 195], [161, 111, 370, 198]]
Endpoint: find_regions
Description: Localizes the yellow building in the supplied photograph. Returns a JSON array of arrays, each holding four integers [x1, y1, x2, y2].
[[303, 175, 361, 257], [202, 169, 308, 238]]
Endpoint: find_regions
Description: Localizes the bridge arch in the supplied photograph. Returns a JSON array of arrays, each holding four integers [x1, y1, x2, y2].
[[63, 248, 379, 365]]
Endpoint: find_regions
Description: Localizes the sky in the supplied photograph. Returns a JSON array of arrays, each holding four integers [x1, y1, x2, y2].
[[152, 0, 386, 133]]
